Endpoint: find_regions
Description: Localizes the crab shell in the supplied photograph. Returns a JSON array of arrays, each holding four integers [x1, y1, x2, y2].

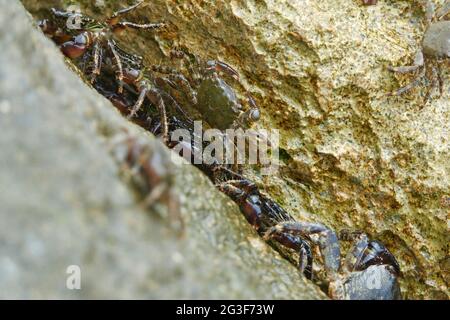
[[196, 76, 242, 130], [333, 265, 401, 300], [423, 21, 450, 59]]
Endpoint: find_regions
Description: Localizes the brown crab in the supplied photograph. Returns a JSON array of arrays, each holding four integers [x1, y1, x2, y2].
[[39, 1, 165, 93], [388, 0, 449, 103]]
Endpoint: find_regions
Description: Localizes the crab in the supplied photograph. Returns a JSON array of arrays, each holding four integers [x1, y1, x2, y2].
[[110, 131, 183, 235], [168, 57, 263, 166], [181, 58, 261, 131], [122, 56, 262, 163], [217, 178, 401, 300], [141, 54, 261, 130], [388, 0, 449, 103], [326, 230, 401, 300], [39, 1, 165, 93]]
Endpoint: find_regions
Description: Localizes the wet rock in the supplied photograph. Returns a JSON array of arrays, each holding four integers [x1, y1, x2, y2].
[[0, 0, 325, 299]]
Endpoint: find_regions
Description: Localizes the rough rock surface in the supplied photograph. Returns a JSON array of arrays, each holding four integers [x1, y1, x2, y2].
[[20, 0, 449, 299], [0, 0, 326, 299]]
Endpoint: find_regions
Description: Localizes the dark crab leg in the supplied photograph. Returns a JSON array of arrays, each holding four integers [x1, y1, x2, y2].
[[422, 65, 439, 105], [216, 180, 261, 228], [339, 230, 401, 275], [216, 179, 314, 278], [206, 60, 240, 79], [270, 232, 314, 279], [217, 179, 258, 195], [108, 39, 124, 94], [265, 221, 341, 275]]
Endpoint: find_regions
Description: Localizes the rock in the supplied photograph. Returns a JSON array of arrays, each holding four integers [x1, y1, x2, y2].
[[19, 0, 449, 299], [0, 0, 325, 299]]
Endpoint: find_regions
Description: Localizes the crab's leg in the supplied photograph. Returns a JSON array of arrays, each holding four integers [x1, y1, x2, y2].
[[244, 94, 261, 123], [169, 74, 197, 104], [268, 231, 314, 279], [206, 60, 240, 79], [388, 66, 426, 96], [211, 165, 246, 181], [217, 179, 258, 195], [388, 51, 424, 74], [265, 221, 341, 275], [339, 230, 401, 275], [111, 1, 145, 18], [235, 108, 261, 128], [91, 40, 102, 84], [423, 65, 439, 105], [158, 90, 192, 121], [115, 21, 166, 31], [216, 180, 263, 229], [147, 88, 169, 145], [108, 40, 124, 94], [128, 84, 148, 119], [217, 183, 247, 202], [436, 62, 444, 96], [153, 65, 198, 104]]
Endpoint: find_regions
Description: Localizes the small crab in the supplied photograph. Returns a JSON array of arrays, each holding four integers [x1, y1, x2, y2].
[[39, 1, 165, 93], [190, 60, 260, 131], [158, 56, 263, 168], [123, 56, 262, 163], [152, 52, 261, 131], [110, 131, 183, 235], [327, 230, 401, 300], [119, 62, 195, 145], [217, 178, 401, 300], [388, 0, 449, 103]]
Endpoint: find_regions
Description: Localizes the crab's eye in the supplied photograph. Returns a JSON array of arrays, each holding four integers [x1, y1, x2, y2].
[[38, 19, 48, 31], [74, 33, 88, 45], [38, 19, 57, 35], [125, 68, 140, 80], [249, 108, 260, 122]]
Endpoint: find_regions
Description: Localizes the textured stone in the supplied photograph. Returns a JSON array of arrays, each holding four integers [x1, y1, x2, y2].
[[0, 0, 325, 299], [20, 0, 449, 299]]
